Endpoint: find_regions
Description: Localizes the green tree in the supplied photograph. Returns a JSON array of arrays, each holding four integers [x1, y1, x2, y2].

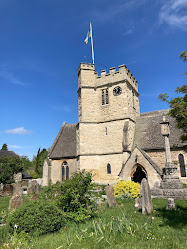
[[32, 148, 48, 178], [1, 144, 8, 151], [19, 155, 32, 171], [0, 156, 23, 184], [159, 51, 187, 142]]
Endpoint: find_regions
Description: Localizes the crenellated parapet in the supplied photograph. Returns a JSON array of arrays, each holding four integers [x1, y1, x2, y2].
[[78, 62, 95, 75], [95, 64, 138, 92], [78, 62, 138, 93]]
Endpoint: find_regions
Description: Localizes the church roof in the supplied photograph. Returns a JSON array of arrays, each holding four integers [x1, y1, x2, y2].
[[134, 109, 187, 150], [49, 122, 77, 159]]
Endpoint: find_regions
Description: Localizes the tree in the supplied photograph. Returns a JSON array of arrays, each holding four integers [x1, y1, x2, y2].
[[31, 148, 48, 178], [0, 156, 23, 184], [159, 51, 187, 142], [1, 144, 8, 151]]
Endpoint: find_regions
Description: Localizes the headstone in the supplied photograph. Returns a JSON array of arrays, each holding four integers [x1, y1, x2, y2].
[[166, 198, 176, 210], [135, 198, 142, 210], [2, 184, 13, 196], [141, 178, 153, 215], [8, 195, 23, 210], [27, 181, 41, 194], [30, 194, 39, 201], [12, 182, 22, 196], [105, 185, 116, 207]]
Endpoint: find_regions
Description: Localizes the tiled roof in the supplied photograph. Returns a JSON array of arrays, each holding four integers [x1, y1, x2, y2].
[[134, 109, 187, 150], [49, 122, 77, 159]]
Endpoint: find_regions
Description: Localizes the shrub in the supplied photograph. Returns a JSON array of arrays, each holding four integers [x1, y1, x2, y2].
[[56, 171, 97, 222], [39, 181, 62, 201], [114, 180, 140, 199], [7, 201, 64, 236]]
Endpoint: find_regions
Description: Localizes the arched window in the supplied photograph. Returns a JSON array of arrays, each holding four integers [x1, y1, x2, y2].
[[179, 154, 186, 177], [66, 166, 69, 180], [62, 161, 68, 180], [62, 166, 65, 180], [107, 163, 111, 174]]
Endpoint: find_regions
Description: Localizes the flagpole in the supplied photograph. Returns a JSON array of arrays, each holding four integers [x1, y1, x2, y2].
[[90, 22, 95, 65]]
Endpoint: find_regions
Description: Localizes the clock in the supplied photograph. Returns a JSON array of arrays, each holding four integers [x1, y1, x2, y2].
[[113, 86, 122, 96]]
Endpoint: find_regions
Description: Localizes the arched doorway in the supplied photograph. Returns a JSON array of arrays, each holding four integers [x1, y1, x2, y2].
[[131, 164, 147, 183]]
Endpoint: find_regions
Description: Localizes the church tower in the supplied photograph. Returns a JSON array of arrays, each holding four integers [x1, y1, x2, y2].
[[77, 63, 140, 184]]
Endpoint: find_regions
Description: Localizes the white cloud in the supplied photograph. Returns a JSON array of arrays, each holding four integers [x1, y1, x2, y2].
[[9, 145, 22, 149], [4, 127, 32, 135], [159, 0, 187, 30], [0, 66, 27, 86], [123, 27, 135, 36], [91, 0, 145, 24]]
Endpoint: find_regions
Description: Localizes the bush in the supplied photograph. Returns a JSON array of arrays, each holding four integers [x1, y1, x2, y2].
[[114, 180, 140, 199], [56, 171, 96, 222], [7, 201, 64, 236]]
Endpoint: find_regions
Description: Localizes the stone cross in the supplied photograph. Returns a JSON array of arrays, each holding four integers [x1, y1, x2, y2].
[[105, 185, 116, 207], [160, 116, 172, 168], [141, 178, 153, 215]]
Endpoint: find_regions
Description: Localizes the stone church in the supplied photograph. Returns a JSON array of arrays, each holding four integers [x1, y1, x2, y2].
[[43, 63, 187, 189]]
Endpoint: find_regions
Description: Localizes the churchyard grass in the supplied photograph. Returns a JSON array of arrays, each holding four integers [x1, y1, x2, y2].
[[0, 197, 187, 248]]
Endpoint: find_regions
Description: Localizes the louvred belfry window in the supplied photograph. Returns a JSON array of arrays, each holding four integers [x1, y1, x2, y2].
[[102, 89, 109, 105]]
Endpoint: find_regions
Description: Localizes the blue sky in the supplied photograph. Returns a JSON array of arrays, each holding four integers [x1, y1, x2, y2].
[[0, 0, 187, 160]]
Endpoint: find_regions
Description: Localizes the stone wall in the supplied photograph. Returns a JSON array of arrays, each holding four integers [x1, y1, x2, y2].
[[50, 158, 77, 184], [146, 149, 187, 184], [79, 153, 123, 184], [78, 63, 140, 124]]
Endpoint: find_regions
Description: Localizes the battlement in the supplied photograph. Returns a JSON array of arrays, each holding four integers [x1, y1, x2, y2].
[[78, 62, 95, 74], [78, 62, 138, 92], [95, 64, 138, 92]]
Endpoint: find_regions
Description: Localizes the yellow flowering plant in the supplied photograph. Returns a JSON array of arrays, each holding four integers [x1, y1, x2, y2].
[[114, 180, 140, 199]]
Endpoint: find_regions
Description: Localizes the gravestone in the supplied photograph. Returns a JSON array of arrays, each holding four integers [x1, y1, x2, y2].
[[166, 198, 176, 210], [30, 194, 39, 201], [8, 195, 23, 210], [2, 184, 13, 196], [105, 185, 116, 207], [12, 182, 22, 196], [135, 198, 142, 210], [27, 182, 41, 195], [141, 178, 153, 215]]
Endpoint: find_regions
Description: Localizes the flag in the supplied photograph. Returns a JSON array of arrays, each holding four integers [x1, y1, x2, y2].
[[84, 27, 92, 44]]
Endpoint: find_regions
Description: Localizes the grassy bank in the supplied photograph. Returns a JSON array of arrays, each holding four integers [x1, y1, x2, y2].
[[1, 197, 187, 248]]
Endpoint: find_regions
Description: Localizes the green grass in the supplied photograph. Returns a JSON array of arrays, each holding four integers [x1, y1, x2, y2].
[[1, 198, 187, 249], [0, 196, 11, 213]]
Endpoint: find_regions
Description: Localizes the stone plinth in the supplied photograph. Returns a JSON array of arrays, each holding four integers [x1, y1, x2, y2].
[[151, 167, 187, 199]]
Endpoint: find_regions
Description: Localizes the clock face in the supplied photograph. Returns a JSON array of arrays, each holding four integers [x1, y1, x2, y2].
[[113, 86, 122, 96]]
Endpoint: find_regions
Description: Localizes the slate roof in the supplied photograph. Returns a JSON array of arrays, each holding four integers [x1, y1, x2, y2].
[[0, 150, 17, 158], [134, 109, 187, 150], [49, 122, 77, 159], [22, 171, 32, 179]]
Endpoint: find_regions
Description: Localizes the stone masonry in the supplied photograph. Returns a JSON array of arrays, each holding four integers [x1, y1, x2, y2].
[[43, 62, 187, 190]]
